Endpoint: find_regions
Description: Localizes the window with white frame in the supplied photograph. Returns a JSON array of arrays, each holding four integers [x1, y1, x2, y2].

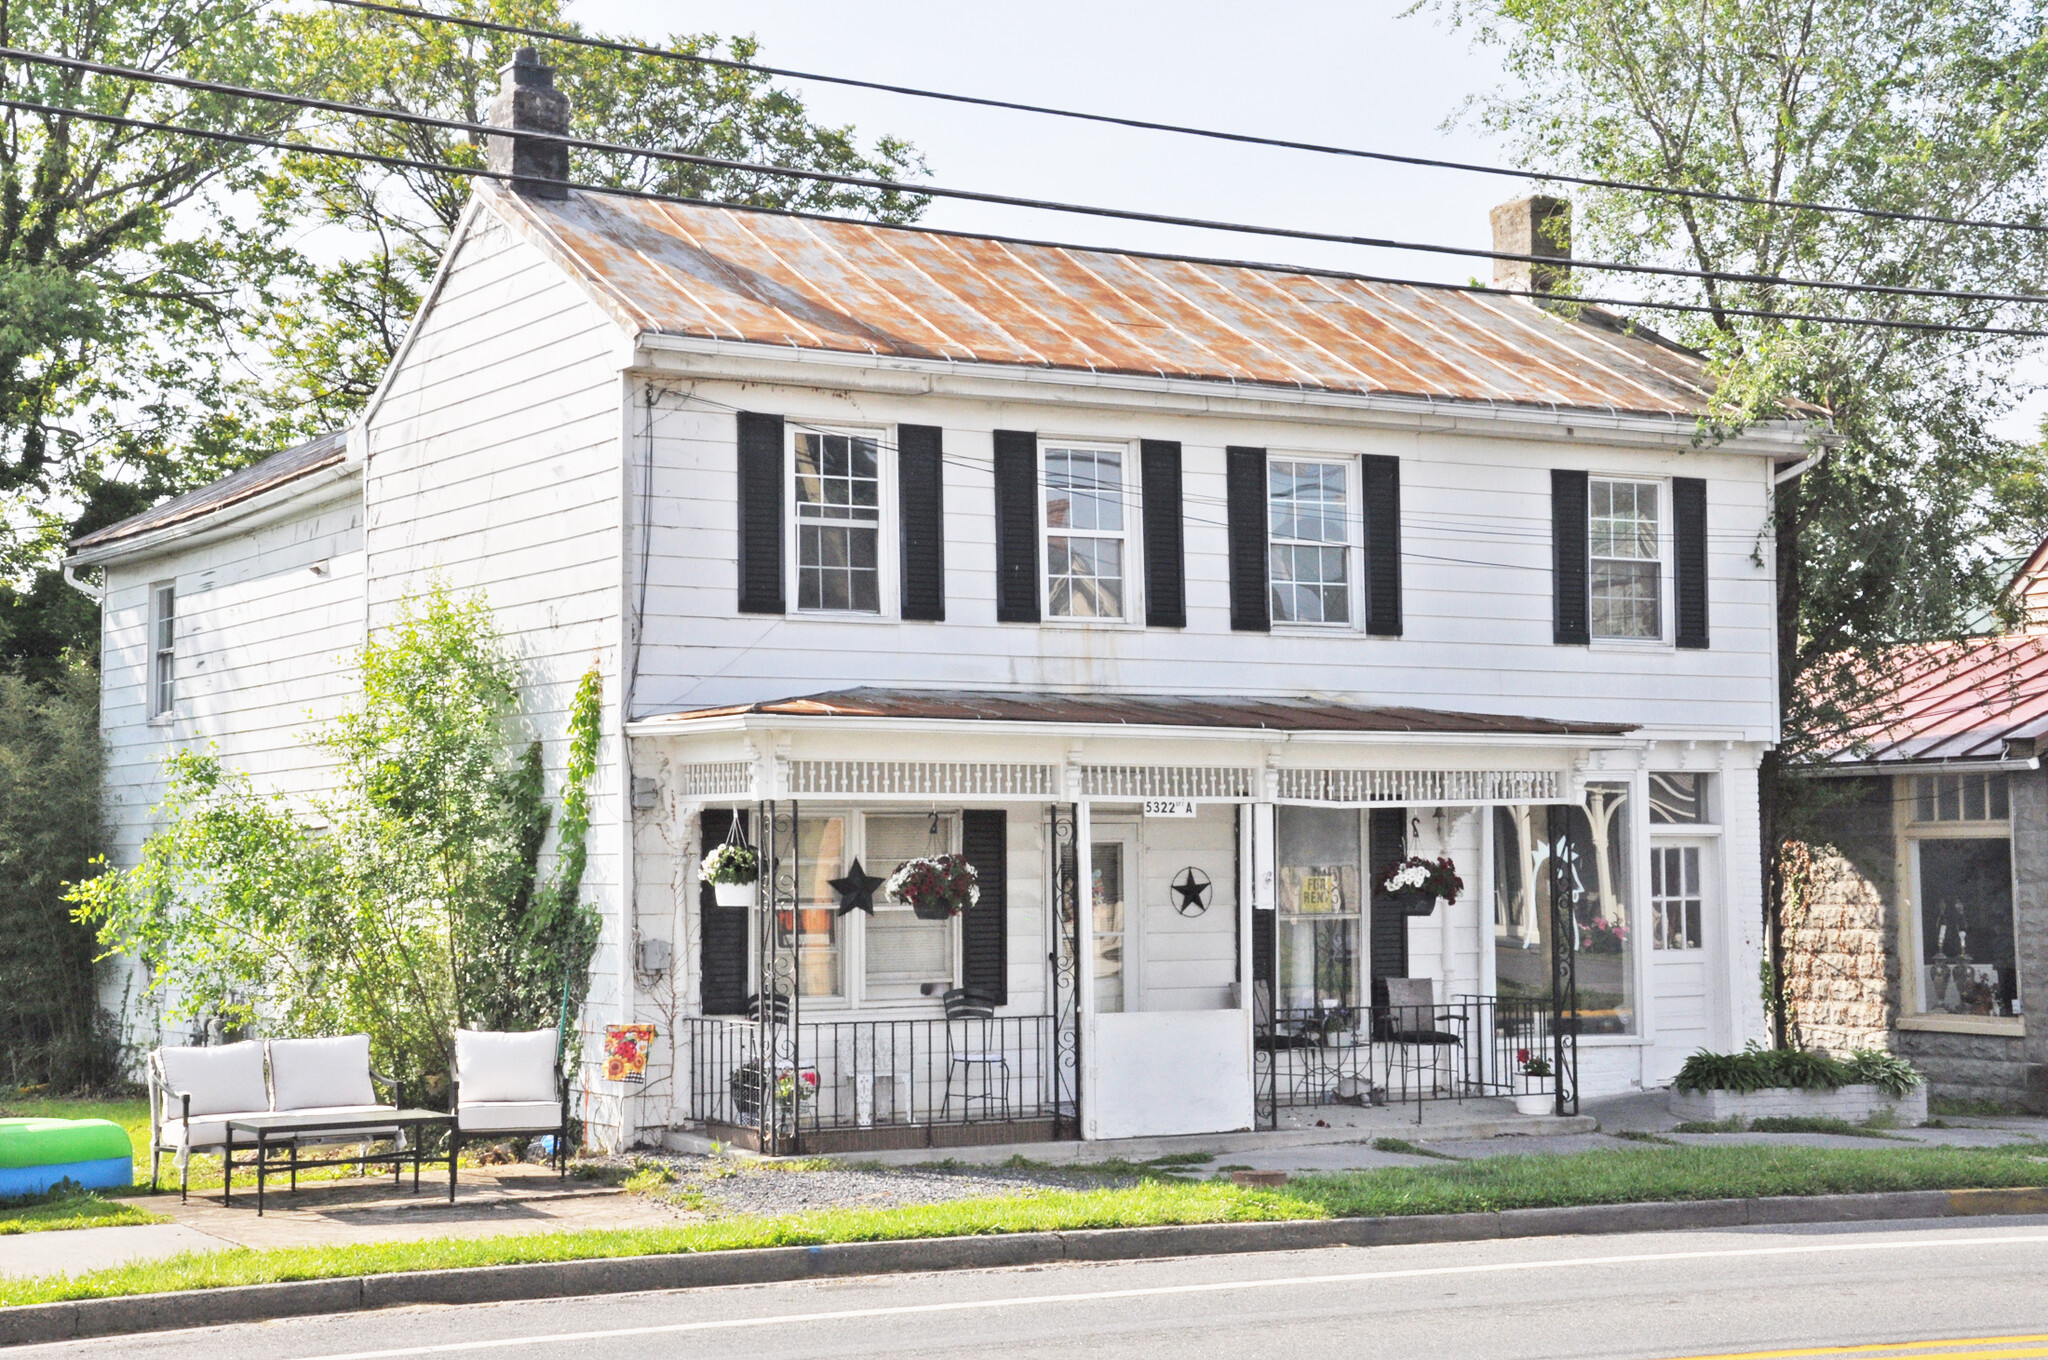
[[793, 431, 882, 613], [1268, 459, 1350, 624], [1650, 845, 1703, 950], [1043, 445, 1128, 619], [148, 582, 176, 719], [863, 813, 958, 993], [1590, 478, 1661, 639], [1903, 772, 2019, 1019], [1649, 772, 1712, 825]]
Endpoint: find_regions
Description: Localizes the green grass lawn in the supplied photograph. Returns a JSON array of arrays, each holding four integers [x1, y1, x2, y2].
[[3, 1140, 2046, 1307]]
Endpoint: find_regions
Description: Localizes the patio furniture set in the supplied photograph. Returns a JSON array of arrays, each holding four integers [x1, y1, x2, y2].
[[147, 1028, 570, 1213]]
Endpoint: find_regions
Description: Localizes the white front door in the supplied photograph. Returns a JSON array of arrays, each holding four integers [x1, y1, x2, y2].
[[1646, 839, 1715, 1085]]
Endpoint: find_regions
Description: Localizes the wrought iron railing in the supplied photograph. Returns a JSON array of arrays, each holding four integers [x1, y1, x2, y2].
[[686, 1014, 1057, 1142], [1257, 995, 1570, 1123]]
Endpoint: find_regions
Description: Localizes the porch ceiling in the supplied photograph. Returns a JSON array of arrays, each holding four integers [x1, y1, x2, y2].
[[631, 688, 1636, 737]]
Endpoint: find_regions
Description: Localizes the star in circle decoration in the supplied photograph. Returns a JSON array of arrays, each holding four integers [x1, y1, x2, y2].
[[830, 858, 888, 916], [1170, 866, 1213, 917]]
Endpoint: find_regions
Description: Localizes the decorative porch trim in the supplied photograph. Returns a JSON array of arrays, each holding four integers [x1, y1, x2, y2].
[[1079, 765, 1259, 799], [788, 760, 1060, 797], [675, 761, 754, 797], [1275, 767, 1563, 804]]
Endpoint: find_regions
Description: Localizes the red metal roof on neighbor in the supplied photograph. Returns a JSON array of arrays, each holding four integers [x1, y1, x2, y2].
[[641, 688, 1636, 737], [1824, 635, 2048, 765], [497, 189, 1718, 418], [70, 429, 347, 552]]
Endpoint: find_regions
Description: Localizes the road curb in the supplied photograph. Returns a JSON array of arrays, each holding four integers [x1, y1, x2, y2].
[[6, 1187, 2046, 1346]]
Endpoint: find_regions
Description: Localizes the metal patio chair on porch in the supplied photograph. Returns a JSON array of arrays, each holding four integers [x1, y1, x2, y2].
[[1376, 978, 1466, 1118], [940, 988, 1009, 1122]]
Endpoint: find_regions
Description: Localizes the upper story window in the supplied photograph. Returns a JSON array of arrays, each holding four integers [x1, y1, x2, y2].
[[149, 582, 176, 719], [1043, 445, 1128, 619], [794, 431, 881, 613], [1269, 459, 1350, 624], [1590, 478, 1661, 639], [1913, 772, 2009, 824]]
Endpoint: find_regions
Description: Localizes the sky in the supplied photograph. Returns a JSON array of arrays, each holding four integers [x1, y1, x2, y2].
[[570, 0, 2045, 441]]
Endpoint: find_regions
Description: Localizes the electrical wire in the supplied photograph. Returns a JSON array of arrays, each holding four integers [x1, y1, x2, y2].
[[7, 46, 2048, 313], [9, 91, 2046, 344], [319, 0, 2048, 241]]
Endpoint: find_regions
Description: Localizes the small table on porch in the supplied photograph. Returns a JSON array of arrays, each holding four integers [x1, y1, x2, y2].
[[224, 1109, 456, 1215]]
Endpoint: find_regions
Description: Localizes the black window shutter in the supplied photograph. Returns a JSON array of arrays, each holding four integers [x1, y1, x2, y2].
[[1140, 440, 1186, 628], [1251, 900, 1274, 986], [1368, 808, 1408, 985], [1552, 468, 1590, 645], [699, 810, 750, 1016], [992, 431, 1040, 623], [1362, 454, 1403, 637], [898, 424, 946, 621], [960, 810, 1008, 1004], [1673, 476, 1709, 649], [736, 412, 784, 615], [1226, 446, 1271, 632]]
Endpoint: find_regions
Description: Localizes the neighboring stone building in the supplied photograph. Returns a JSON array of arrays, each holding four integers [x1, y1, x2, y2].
[[1789, 631, 2048, 1110]]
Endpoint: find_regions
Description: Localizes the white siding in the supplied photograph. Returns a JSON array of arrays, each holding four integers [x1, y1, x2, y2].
[[626, 382, 1777, 742], [363, 208, 630, 1141]]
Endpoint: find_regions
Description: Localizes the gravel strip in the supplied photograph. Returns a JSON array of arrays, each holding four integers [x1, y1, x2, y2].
[[572, 1152, 1153, 1220]]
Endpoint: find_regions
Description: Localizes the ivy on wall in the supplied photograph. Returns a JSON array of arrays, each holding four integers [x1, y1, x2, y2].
[[70, 585, 604, 1091]]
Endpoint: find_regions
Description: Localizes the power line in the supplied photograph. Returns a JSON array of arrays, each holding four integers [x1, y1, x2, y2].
[[8, 45, 2048, 314], [320, 0, 2048, 241], [8, 93, 2048, 343]]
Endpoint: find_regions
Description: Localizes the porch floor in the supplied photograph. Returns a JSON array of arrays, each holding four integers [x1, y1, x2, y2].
[[665, 1096, 1596, 1166]]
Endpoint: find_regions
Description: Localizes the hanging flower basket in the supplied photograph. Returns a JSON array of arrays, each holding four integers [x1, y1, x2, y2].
[[885, 853, 980, 920], [701, 841, 759, 907], [1377, 855, 1463, 915]]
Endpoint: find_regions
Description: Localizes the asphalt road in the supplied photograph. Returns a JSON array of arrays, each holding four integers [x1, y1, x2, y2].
[[23, 1216, 2048, 1360]]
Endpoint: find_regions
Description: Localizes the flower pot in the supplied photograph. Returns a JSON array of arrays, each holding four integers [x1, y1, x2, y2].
[[1514, 1092, 1554, 1117], [1322, 1029, 1354, 1049], [910, 897, 959, 921], [712, 880, 756, 908], [1392, 889, 1437, 917]]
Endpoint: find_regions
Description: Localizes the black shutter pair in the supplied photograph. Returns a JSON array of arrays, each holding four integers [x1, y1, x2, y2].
[[1368, 807, 1408, 986], [1226, 447, 1402, 634], [993, 431, 1187, 627], [700, 808, 1009, 1007], [734, 412, 947, 620], [1551, 470, 1708, 648], [698, 809, 751, 1016]]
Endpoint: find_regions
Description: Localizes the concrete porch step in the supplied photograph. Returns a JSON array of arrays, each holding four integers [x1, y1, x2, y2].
[[664, 1097, 1598, 1166]]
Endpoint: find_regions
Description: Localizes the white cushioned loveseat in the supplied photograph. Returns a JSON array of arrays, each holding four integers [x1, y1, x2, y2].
[[149, 1034, 402, 1199]]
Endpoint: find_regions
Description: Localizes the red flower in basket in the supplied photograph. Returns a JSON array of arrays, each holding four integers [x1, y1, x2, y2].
[[884, 853, 981, 920]]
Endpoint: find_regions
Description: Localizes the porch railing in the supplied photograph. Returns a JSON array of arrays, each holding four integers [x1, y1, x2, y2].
[[1258, 995, 1567, 1122], [686, 1014, 1057, 1147]]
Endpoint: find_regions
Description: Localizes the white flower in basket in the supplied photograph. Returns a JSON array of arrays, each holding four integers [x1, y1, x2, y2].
[[883, 854, 981, 921], [700, 841, 760, 907]]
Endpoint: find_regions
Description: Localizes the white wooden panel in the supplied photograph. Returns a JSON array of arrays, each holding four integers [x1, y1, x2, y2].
[[1086, 1009, 1252, 1138]]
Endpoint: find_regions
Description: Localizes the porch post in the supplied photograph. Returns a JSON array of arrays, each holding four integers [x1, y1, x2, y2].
[[1075, 801, 1094, 1139]]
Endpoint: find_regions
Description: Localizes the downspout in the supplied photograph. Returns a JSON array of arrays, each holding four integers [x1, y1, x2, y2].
[[61, 562, 103, 602]]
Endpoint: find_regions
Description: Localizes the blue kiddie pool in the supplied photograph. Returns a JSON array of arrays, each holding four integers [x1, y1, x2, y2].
[[0, 1118, 134, 1197]]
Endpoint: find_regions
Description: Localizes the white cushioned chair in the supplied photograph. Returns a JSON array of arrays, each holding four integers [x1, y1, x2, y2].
[[452, 1028, 570, 1173], [148, 1034, 401, 1200]]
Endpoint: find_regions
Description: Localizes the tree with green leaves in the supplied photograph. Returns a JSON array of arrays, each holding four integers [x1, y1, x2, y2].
[[1438, 0, 2048, 1037], [70, 585, 604, 1085]]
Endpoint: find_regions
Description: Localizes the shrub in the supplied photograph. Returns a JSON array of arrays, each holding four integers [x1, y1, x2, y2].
[[1673, 1044, 1923, 1097]]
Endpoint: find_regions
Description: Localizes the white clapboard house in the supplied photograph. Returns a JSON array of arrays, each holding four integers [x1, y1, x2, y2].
[[69, 53, 1809, 1151]]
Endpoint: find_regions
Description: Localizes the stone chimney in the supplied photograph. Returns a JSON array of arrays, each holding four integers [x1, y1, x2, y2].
[[486, 48, 570, 200], [1489, 195, 1571, 299]]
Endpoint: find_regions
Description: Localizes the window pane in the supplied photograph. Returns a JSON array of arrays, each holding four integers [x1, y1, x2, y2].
[[1649, 772, 1707, 823], [1916, 777, 1936, 823], [1093, 842, 1125, 1014], [793, 435, 881, 614], [1591, 560, 1660, 638], [796, 815, 848, 903], [1938, 776, 1961, 822], [1651, 846, 1702, 951], [866, 914, 951, 984], [1991, 774, 2010, 819], [1275, 806, 1361, 1010], [1916, 837, 2018, 1017], [1567, 784, 1636, 1032]]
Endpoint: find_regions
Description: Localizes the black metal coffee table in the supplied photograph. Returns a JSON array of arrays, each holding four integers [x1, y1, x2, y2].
[[224, 1109, 456, 1214]]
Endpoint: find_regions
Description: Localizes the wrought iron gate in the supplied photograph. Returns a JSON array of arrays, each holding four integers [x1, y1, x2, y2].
[[755, 800, 801, 1153], [1545, 803, 1582, 1117], [1049, 804, 1082, 1139]]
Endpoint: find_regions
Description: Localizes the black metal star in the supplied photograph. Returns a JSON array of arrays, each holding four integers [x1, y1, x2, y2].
[[1170, 866, 1213, 916], [830, 858, 887, 915]]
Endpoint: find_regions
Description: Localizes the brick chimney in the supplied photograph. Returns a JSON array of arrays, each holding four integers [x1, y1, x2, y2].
[[486, 48, 570, 200], [1489, 195, 1571, 300]]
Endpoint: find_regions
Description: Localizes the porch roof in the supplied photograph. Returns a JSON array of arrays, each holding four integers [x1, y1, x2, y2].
[[631, 688, 1636, 738]]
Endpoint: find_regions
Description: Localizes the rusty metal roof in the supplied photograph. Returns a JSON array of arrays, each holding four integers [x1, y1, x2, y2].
[[1820, 635, 2048, 765], [638, 688, 1636, 737], [495, 189, 1719, 418], [70, 429, 348, 555]]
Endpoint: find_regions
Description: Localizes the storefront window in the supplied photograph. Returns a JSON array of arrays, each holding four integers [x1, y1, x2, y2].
[[1276, 806, 1362, 1012], [1491, 786, 1638, 1035], [1912, 836, 2019, 1018]]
